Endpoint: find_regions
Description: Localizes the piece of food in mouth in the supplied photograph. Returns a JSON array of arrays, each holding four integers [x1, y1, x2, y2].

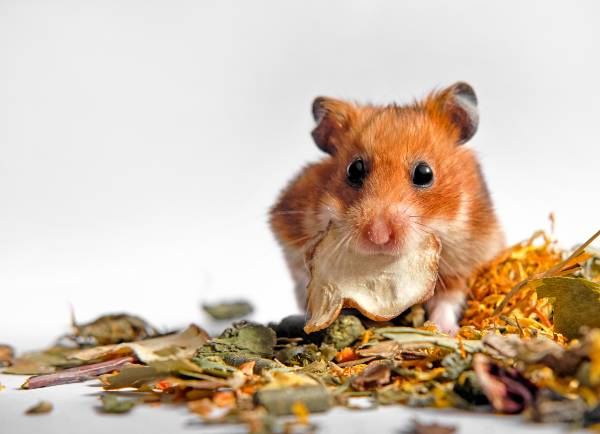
[[303, 223, 441, 333]]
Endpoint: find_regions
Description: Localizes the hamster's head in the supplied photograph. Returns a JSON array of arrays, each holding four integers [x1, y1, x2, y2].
[[311, 82, 491, 257]]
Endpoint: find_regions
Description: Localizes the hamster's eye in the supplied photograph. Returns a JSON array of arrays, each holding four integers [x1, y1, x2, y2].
[[412, 162, 434, 188], [346, 158, 367, 188]]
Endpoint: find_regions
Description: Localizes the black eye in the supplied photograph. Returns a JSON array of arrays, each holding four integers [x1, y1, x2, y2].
[[346, 158, 367, 188], [412, 162, 434, 187]]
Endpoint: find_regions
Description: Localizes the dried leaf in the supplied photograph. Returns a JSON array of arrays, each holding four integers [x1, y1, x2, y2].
[[525, 388, 588, 424], [473, 354, 536, 414], [98, 394, 136, 414], [202, 300, 253, 320], [303, 224, 441, 333], [211, 322, 277, 356], [4, 347, 82, 375], [25, 400, 53, 415], [68, 313, 159, 346], [377, 327, 483, 353], [533, 277, 600, 339], [350, 360, 392, 391], [102, 365, 164, 389], [70, 324, 208, 363]]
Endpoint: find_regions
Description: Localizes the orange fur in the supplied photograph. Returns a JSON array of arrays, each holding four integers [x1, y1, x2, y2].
[[270, 83, 505, 333]]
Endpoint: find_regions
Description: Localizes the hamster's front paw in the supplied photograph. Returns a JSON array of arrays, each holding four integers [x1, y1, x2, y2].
[[428, 306, 460, 336], [425, 289, 465, 336]]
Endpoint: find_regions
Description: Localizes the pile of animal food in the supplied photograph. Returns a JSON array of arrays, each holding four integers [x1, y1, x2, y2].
[[1, 229, 600, 433]]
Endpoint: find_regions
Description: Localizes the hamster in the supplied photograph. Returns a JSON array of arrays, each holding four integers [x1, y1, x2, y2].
[[269, 82, 505, 335]]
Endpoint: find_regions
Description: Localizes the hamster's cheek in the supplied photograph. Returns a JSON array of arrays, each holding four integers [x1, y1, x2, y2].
[[316, 193, 344, 228]]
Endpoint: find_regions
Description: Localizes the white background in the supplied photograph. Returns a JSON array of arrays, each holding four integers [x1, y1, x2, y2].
[[1, 0, 599, 350], [1, 1, 599, 433]]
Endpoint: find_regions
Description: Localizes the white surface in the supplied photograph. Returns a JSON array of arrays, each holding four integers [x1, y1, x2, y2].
[[0, 374, 582, 434], [1, 1, 599, 433]]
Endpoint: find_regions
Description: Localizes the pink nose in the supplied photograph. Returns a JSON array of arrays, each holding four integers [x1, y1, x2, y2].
[[366, 217, 393, 246]]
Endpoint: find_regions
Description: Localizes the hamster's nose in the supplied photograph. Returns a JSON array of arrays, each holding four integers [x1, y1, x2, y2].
[[366, 216, 393, 246]]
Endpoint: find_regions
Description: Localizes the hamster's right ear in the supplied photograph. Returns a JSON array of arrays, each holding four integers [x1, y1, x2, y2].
[[311, 97, 356, 155]]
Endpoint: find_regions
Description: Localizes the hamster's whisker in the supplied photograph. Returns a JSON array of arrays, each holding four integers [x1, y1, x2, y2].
[[320, 229, 350, 269], [271, 210, 313, 216], [285, 234, 314, 246]]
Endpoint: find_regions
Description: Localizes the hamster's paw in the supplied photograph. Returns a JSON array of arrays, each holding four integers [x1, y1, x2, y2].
[[428, 306, 460, 336], [425, 289, 465, 336]]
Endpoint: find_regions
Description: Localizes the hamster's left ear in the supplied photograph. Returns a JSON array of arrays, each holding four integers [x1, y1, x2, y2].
[[432, 82, 479, 145], [311, 97, 357, 155]]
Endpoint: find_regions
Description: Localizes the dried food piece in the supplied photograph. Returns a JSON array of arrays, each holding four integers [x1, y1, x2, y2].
[[67, 313, 160, 346], [473, 354, 537, 414], [351, 360, 392, 391], [25, 400, 53, 415], [4, 347, 81, 375], [304, 224, 441, 333], [401, 420, 457, 434], [69, 324, 208, 363], [254, 385, 332, 416], [321, 314, 365, 350], [202, 300, 253, 320], [210, 322, 276, 356], [0, 344, 14, 367], [98, 394, 136, 414]]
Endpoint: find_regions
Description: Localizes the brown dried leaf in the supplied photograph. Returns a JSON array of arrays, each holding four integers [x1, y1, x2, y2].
[[351, 360, 392, 391], [69, 324, 208, 363]]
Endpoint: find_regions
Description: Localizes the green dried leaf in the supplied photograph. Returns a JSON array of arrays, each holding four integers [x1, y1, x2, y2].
[[103, 366, 162, 389], [196, 322, 276, 362], [220, 353, 278, 373], [191, 355, 238, 378], [440, 352, 472, 381], [68, 313, 160, 346], [533, 277, 600, 339], [25, 400, 53, 415], [254, 385, 332, 416], [275, 343, 335, 366], [214, 322, 276, 355], [98, 394, 136, 414], [202, 300, 253, 320]]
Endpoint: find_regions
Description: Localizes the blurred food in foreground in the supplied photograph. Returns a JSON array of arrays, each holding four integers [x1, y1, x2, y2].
[[1, 228, 600, 433]]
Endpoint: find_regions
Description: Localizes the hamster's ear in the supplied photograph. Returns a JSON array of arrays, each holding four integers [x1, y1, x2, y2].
[[431, 82, 479, 145], [311, 97, 356, 155]]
